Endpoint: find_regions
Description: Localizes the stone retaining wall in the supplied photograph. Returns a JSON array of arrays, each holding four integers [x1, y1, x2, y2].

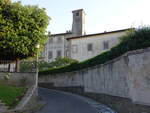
[[38, 85, 150, 113], [0, 72, 37, 112], [0, 72, 36, 86], [39, 47, 150, 112]]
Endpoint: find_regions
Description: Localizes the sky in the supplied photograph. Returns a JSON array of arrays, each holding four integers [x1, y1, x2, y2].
[[12, 0, 150, 34]]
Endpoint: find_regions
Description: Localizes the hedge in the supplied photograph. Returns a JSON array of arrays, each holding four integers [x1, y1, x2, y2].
[[39, 27, 150, 76], [20, 57, 78, 72]]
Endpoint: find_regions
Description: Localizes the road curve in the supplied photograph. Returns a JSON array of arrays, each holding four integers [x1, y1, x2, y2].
[[36, 88, 116, 113]]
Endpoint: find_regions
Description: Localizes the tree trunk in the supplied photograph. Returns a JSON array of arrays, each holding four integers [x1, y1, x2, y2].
[[15, 59, 20, 72], [8, 64, 10, 72]]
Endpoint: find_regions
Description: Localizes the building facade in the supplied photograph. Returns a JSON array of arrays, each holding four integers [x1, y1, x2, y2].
[[67, 30, 128, 61], [43, 9, 129, 62], [43, 33, 72, 62]]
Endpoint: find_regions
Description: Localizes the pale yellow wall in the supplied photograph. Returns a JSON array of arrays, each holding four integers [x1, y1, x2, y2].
[[43, 31, 127, 62], [69, 31, 127, 61]]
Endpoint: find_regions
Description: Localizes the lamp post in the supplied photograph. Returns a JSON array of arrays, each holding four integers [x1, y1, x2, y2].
[[35, 44, 40, 94]]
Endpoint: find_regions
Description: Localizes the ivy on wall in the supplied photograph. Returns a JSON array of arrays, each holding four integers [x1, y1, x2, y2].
[[39, 27, 150, 76]]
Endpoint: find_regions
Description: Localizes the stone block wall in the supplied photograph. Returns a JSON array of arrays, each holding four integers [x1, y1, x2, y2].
[[0, 72, 36, 86], [39, 47, 150, 107], [0, 72, 38, 112]]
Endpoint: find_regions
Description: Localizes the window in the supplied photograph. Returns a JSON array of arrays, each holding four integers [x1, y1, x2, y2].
[[87, 43, 93, 51], [48, 51, 53, 59], [103, 41, 109, 50], [76, 12, 79, 16], [57, 37, 62, 43], [57, 50, 62, 57], [72, 45, 78, 53], [49, 38, 53, 44]]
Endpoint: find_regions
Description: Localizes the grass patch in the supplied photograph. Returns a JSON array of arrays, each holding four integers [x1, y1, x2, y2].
[[39, 27, 150, 76], [0, 85, 26, 108]]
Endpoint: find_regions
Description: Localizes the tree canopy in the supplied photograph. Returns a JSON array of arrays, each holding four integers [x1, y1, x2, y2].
[[0, 0, 49, 61]]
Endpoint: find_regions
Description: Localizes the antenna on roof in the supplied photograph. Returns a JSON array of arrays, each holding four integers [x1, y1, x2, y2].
[[66, 30, 71, 33]]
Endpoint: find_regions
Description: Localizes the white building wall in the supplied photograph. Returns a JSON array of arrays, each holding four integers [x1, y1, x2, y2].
[[44, 36, 64, 62], [69, 31, 127, 61], [43, 34, 73, 62]]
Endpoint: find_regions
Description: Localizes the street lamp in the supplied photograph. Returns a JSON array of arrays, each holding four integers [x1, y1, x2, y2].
[[35, 44, 40, 93]]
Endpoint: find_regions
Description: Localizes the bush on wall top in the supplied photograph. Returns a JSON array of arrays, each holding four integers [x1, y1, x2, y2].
[[39, 27, 150, 76], [20, 57, 78, 72]]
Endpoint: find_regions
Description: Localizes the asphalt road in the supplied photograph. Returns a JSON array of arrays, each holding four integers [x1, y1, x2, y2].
[[36, 88, 99, 113]]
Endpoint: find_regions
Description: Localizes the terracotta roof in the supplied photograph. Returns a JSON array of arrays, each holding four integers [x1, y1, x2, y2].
[[67, 28, 132, 40]]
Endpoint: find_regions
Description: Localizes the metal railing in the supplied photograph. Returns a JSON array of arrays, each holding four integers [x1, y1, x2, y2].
[[0, 60, 36, 73]]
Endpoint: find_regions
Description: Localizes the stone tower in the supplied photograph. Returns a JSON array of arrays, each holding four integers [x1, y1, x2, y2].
[[72, 9, 86, 36]]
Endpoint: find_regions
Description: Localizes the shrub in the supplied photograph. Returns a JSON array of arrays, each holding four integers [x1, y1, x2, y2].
[[20, 57, 78, 72], [39, 27, 150, 76], [19, 61, 36, 72]]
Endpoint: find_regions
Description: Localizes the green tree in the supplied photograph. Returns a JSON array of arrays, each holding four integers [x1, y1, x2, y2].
[[0, 0, 49, 71]]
